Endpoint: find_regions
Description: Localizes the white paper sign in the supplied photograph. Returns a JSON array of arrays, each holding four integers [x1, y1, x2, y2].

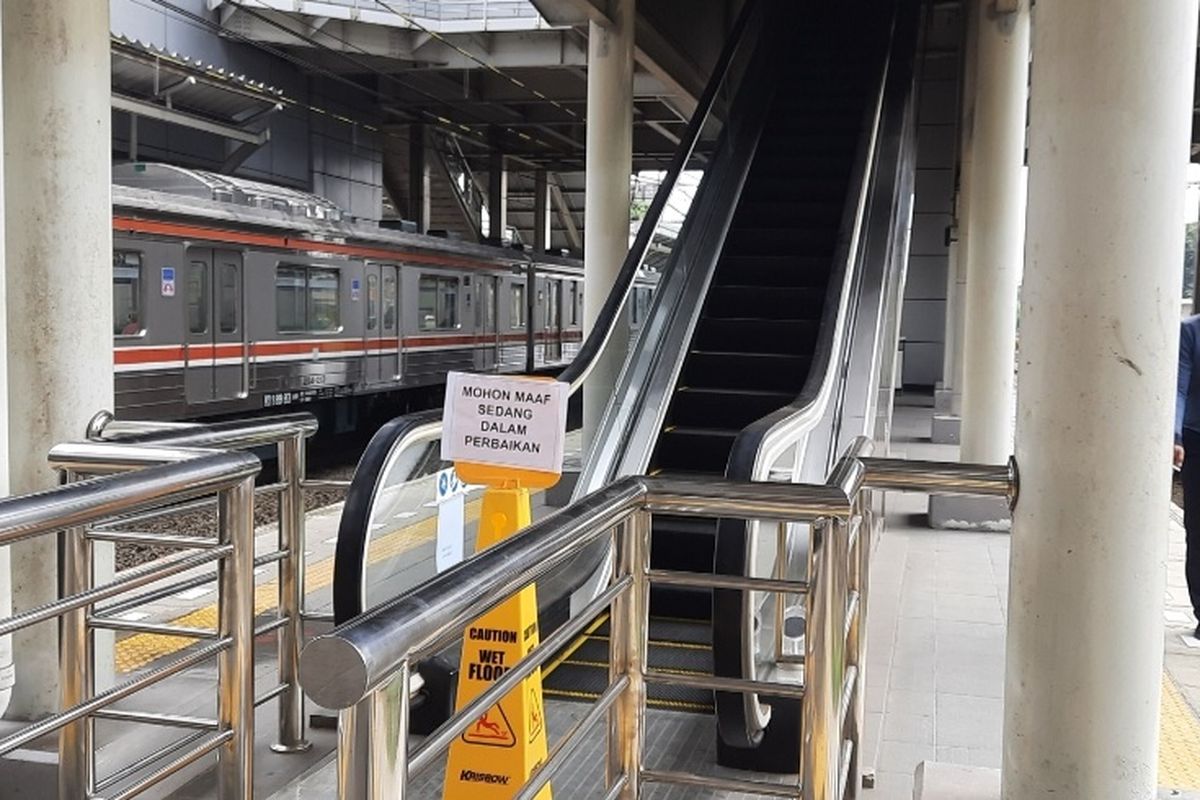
[[441, 371, 568, 473], [434, 467, 465, 572]]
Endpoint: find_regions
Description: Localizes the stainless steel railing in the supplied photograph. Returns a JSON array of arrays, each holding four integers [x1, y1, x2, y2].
[[51, 412, 327, 762], [0, 452, 260, 800], [299, 441, 1016, 799]]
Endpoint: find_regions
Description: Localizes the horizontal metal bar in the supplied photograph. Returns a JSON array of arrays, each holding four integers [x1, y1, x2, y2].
[[512, 676, 629, 800], [91, 495, 218, 529], [256, 682, 288, 708], [861, 456, 1015, 503], [0, 638, 230, 756], [254, 550, 288, 568], [114, 92, 267, 144], [408, 577, 631, 774], [103, 412, 317, 450], [255, 481, 287, 496], [301, 479, 352, 491], [93, 729, 209, 794], [91, 709, 218, 731], [84, 530, 219, 549], [88, 617, 217, 639], [844, 591, 860, 643], [301, 611, 335, 623], [601, 774, 628, 800], [641, 768, 802, 798], [642, 476, 852, 522], [105, 729, 233, 800], [647, 569, 808, 595], [642, 669, 807, 700], [95, 569, 217, 619], [49, 443, 223, 474], [91, 418, 201, 439], [1, 453, 259, 547], [0, 545, 231, 637], [839, 664, 858, 733], [256, 616, 289, 637], [838, 739, 854, 800]]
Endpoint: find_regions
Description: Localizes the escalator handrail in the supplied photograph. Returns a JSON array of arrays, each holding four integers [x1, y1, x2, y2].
[[331, 408, 443, 623], [557, 0, 762, 392]]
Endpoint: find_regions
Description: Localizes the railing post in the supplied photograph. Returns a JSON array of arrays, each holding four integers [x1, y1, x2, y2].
[[217, 475, 256, 799], [370, 665, 411, 799], [338, 702, 369, 800], [58, 500, 94, 799], [274, 432, 310, 752], [803, 518, 841, 800], [607, 510, 648, 799], [845, 496, 871, 798]]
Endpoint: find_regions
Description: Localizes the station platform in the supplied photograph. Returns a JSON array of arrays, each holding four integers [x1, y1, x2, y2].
[[11, 402, 1199, 799]]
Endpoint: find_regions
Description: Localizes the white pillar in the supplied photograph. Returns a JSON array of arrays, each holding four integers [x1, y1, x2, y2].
[[957, 0, 1029, 466], [937, 0, 977, 421], [1003, 1, 1198, 796], [0, 8, 12, 719], [534, 168, 551, 254], [3, 0, 113, 718], [582, 0, 634, 443]]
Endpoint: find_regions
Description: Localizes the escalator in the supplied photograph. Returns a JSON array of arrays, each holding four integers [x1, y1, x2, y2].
[[330, 0, 918, 776], [545, 0, 918, 773]]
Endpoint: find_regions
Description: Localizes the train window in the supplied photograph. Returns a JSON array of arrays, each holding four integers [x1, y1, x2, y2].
[[511, 283, 527, 328], [308, 268, 341, 332], [113, 251, 143, 336], [366, 273, 379, 330], [218, 262, 240, 334], [568, 282, 579, 326], [418, 275, 459, 330], [276, 265, 341, 333], [383, 270, 397, 329], [187, 262, 208, 334]]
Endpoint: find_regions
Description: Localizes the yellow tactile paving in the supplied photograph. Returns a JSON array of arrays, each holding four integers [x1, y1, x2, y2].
[[114, 498, 484, 673], [1160, 672, 1200, 789]]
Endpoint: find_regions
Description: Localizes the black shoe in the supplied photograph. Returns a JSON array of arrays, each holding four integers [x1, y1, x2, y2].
[[1194, 623, 1200, 640]]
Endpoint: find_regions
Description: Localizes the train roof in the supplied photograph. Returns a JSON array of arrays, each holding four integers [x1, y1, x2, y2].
[[112, 162, 583, 274]]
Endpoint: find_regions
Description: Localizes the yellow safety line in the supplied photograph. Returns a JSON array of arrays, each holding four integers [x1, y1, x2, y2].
[[542, 686, 712, 714], [541, 612, 609, 679], [563, 658, 710, 678], [114, 497, 485, 673], [586, 633, 712, 652], [1160, 672, 1200, 789]]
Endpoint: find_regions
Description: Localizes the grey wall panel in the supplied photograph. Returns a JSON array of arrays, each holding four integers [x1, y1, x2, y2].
[[913, 169, 955, 214], [900, 299, 947, 342], [904, 256, 949, 301], [916, 124, 957, 169], [902, 342, 944, 387], [910, 212, 952, 257]]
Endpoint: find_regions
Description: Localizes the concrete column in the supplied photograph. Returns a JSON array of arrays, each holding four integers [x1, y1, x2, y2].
[[930, 0, 1027, 529], [933, 0, 977, 442], [488, 147, 508, 244], [3, 0, 113, 718], [1003, 1, 1197, 796], [534, 168, 551, 254], [0, 9, 12, 719], [582, 0, 634, 443], [408, 123, 430, 233]]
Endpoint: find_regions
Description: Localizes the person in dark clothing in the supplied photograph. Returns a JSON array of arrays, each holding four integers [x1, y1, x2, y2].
[[1175, 315, 1200, 638]]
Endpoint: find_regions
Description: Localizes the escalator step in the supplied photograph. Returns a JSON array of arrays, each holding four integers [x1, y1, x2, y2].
[[714, 256, 832, 287], [732, 200, 844, 229], [654, 427, 740, 472], [681, 351, 813, 392], [692, 318, 820, 355], [668, 386, 796, 429], [722, 228, 838, 257], [704, 285, 828, 320]]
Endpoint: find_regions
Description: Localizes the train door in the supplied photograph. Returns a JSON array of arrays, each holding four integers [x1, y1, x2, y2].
[[184, 248, 245, 404], [364, 263, 401, 384], [545, 278, 563, 362], [476, 275, 500, 371]]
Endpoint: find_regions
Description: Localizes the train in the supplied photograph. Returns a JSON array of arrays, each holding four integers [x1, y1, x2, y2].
[[110, 164, 653, 426]]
